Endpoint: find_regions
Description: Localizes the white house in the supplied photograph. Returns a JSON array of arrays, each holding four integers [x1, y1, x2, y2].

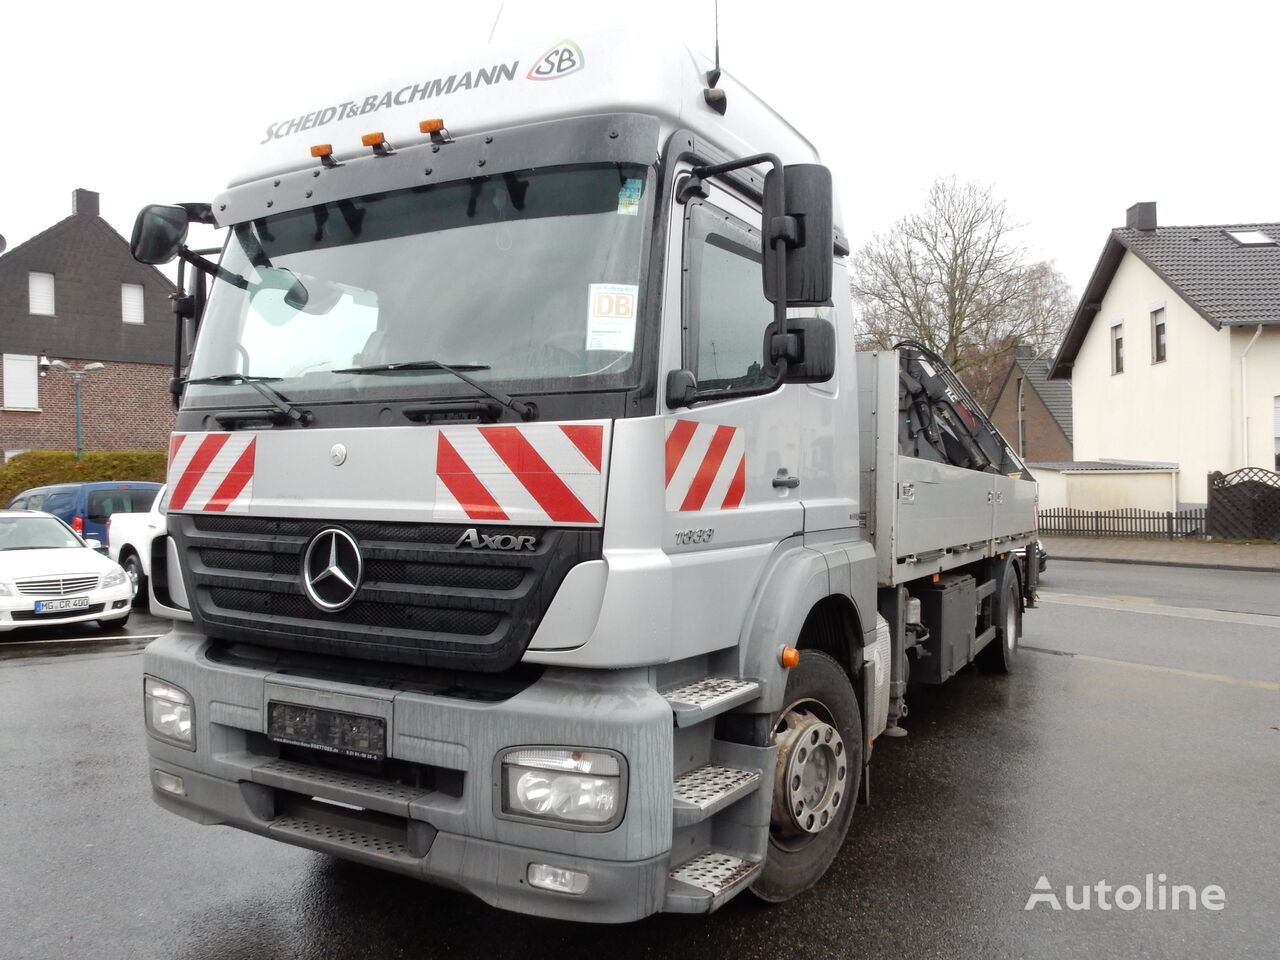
[[1049, 203, 1280, 507]]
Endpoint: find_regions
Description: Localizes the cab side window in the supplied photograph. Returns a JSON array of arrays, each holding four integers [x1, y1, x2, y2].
[[682, 201, 773, 393]]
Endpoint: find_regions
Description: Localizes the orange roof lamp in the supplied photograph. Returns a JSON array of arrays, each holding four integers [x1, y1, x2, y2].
[[361, 131, 395, 157], [419, 118, 453, 143], [310, 143, 342, 169]]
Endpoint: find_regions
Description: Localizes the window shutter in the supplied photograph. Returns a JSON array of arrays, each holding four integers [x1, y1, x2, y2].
[[122, 283, 145, 324], [29, 272, 55, 315], [3, 355, 39, 409]]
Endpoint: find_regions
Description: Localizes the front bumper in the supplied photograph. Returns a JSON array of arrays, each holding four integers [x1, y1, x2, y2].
[[144, 628, 676, 923], [0, 584, 132, 631]]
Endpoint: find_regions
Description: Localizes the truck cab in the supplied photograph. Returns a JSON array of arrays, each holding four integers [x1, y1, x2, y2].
[[134, 29, 1035, 922]]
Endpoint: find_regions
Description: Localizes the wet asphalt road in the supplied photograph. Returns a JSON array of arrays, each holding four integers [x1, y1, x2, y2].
[[1, 563, 1277, 960]]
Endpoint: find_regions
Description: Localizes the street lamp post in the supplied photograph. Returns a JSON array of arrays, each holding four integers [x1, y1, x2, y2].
[[47, 360, 106, 459]]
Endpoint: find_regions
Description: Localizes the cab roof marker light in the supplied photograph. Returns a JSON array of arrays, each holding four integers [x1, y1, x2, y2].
[[419, 118, 453, 143], [361, 132, 395, 156], [310, 143, 342, 169]]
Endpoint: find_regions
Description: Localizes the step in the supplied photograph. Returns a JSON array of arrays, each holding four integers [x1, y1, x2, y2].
[[672, 763, 762, 828], [663, 850, 762, 913], [661, 677, 761, 727], [269, 815, 421, 866], [248, 757, 425, 817]]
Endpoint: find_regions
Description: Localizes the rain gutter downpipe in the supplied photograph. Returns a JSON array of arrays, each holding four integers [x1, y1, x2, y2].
[[1240, 323, 1264, 466]]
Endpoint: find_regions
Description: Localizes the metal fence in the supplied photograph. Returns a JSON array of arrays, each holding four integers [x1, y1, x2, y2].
[[1039, 507, 1206, 539]]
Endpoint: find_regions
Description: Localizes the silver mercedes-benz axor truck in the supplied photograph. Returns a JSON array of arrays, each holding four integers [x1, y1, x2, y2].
[[133, 29, 1038, 922]]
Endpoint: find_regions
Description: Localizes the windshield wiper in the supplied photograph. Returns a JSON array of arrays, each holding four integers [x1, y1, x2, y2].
[[184, 374, 313, 425], [333, 360, 537, 421]]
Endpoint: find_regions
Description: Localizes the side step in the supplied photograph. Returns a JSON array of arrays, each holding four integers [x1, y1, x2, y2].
[[664, 851, 762, 913], [661, 677, 761, 727], [672, 763, 762, 828]]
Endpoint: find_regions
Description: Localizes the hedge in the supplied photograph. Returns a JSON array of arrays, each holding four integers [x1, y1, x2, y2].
[[0, 450, 167, 505]]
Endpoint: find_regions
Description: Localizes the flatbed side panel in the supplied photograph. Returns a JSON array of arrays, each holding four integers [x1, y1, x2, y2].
[[859, 349, 1035, 586], [893, 457, 999, 559]]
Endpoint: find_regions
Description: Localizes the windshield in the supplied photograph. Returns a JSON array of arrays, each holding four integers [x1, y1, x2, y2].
[[188, 163, 651, 407], [0, 515, 83, 550]]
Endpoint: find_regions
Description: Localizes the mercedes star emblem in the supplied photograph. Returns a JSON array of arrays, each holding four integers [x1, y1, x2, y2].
[[302, 528, 363, 612]]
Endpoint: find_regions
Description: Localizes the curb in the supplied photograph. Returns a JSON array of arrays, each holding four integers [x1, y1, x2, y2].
[[1050, 555, 1280, 575]]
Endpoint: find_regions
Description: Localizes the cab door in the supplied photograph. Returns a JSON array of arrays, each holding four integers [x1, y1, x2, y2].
[[657, 176, 805, 657]]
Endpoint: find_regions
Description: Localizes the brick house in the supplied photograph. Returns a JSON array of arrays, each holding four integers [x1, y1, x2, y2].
[[0, 189, 178, 459], [988, 344, 1073, 463]]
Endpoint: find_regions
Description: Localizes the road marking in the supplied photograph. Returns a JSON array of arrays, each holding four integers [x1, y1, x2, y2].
[[1026, 647, 1280, 692], [0, 633, 164, 652], [1039, 591, 1280, 629]]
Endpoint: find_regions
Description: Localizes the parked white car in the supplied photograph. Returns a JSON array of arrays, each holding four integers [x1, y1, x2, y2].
[[107, 484, 166, 611], [0, 511, 134, 631]]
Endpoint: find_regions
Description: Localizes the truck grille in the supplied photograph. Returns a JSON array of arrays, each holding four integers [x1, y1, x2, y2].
[[14, 575, 99, 596], [173, 514, 602, 672]]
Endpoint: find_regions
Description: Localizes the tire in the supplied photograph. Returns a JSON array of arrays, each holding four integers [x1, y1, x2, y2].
[[977, 571, 1020, 673], [121, 551, 149, 613], [99, 613, 130, 631], [751, 650, 863, 903]]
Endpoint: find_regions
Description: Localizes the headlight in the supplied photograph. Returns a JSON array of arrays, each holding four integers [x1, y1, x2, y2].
[[145, 676, 195, 749], [0, 582, 12, 597], [500, 748, 624, 829], [100, 567, 127, 589]]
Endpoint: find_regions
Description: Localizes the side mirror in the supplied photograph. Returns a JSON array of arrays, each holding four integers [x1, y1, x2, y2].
[[665, 369, 698, 408], [84, 538, 103, 551], [763, 316, 836, 383], [762, 164, 834, 307], [131, 205, 189, 265]]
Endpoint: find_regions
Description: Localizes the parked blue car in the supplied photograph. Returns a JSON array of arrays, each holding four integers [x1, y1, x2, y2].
[[7, 481, 162, 545]]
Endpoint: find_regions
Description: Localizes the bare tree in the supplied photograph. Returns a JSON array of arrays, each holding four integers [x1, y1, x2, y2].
[[849, 178, 1074, 409]]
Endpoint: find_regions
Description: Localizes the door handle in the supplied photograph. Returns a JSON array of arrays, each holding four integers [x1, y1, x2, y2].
[[773, 469, 800, 489]]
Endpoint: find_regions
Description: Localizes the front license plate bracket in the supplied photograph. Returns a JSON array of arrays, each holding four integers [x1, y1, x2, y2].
[[267, 702, 387, 761]]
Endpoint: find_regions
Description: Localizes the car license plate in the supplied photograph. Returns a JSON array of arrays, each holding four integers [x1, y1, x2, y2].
[[267, 702, 386, 760], [34, 597, 91, 614]]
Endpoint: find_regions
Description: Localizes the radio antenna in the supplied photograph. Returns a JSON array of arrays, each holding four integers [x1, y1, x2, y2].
[[708, 0, 721, 87], [703, 0, 727, 113], [488, 2, 504, 44]]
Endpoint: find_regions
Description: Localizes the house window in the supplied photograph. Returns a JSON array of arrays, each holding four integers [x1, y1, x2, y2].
[[1151, 308, 1167, 363], [1111, 323, 1124, 374], [2, 354, 39, 409], [28, 272, 55, 316], [121, 283, 145, 324]]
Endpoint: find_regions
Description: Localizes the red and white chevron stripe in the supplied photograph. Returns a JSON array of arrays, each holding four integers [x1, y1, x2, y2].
[[167, 433, 257, 513], [665, 419, 746, 512], [435, 422, 608, 525]]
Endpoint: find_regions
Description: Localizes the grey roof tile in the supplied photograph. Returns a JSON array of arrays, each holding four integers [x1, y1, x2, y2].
[[1115, 222, 1280, 327], [1014, 353, 1073, 442], [1051, 219, 1280, 378]]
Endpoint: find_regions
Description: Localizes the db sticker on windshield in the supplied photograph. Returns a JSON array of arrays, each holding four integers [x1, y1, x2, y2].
[[586, 283, 638, 352]]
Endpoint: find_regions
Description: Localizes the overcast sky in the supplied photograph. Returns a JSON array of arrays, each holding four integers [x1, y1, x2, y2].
[[1, 0, 1273, 298]]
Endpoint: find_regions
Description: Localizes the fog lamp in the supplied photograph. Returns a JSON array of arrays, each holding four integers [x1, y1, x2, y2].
[[152, 769, 186, 796], [527, 863, 589, 895]]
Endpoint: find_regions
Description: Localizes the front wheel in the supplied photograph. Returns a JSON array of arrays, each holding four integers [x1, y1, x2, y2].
[[751, 650, 862, 903], [121, 552, 149, 613]]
